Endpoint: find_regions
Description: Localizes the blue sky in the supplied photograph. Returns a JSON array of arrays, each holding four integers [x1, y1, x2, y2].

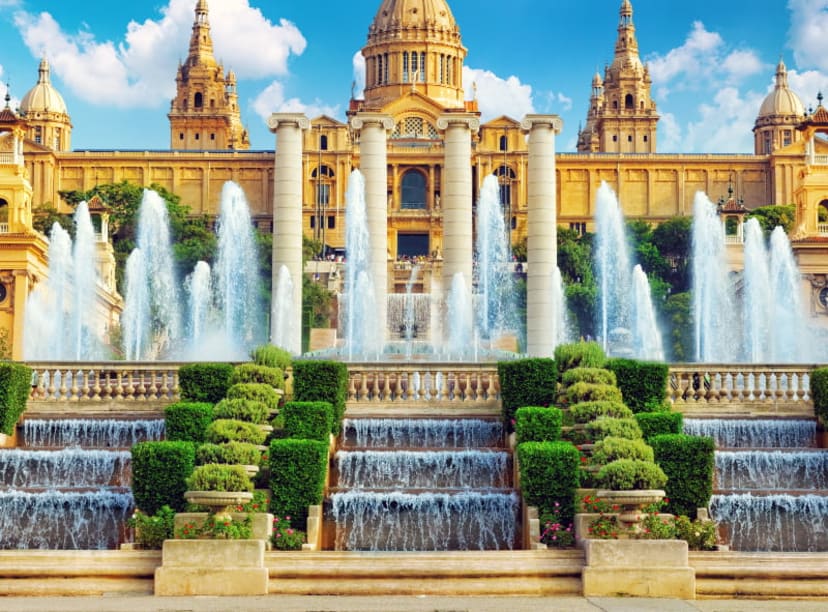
[[0, 0, 826, 153]]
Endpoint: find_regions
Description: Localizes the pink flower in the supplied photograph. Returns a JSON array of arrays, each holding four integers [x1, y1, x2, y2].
[[287, 528, 294, 535]]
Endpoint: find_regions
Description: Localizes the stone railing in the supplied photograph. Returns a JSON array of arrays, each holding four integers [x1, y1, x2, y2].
[[346, 363, 500, 407], [27, 362, 182, 403], [819, 223, 828, 236], [667, 364, 814, 414]]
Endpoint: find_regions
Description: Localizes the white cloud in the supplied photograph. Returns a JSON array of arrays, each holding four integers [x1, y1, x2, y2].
[[683, 87, 765, 153], [462, 66, 534, 122], [12, 0, 307, 108], [788, 68, 828, 109], [658, 112, 683, 153], [352, 51, 365, 100], [252, 80, 339, 124], [721, 50, 764, 80], [788, 0, 828, 73]]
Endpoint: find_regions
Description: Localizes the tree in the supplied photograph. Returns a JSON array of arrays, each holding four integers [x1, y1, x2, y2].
[[32, 203, 72, 238], [662, 292, 694, 362], [558, 228, 597, 338], [747, 204, 795, 235]]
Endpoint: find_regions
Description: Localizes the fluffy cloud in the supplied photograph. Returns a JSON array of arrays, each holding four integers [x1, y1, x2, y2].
[[462, 66, 534, 121], [352, 50, 365, 100], [252, 80, 339, 123], [683, 88, 765, 153], [788, 0, 828, 73], [12, 0, 306, 108], [787, 69, 827, 110]]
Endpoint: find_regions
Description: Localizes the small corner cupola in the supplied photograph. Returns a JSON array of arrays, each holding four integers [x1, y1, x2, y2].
[[754, 57, 805, 154], [19, 57, 69, 117]]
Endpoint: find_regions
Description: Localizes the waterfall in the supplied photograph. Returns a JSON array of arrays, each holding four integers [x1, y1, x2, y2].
[[22, 419, 164, 449], [343, 419, 503, 449], [715, 451, 828, 491], [683, 419, 816, 448]]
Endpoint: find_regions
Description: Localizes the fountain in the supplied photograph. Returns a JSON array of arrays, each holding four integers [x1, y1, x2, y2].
[[551, 266, 573, 350], [271, 265, 295, 351]]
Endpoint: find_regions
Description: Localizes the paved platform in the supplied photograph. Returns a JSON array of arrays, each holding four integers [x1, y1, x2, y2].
[[0, 596, 825, 612]]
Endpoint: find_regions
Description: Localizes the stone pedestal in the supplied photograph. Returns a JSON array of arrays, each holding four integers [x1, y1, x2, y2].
[[581, 539, 695, 599], [154, 539, 268, 596]]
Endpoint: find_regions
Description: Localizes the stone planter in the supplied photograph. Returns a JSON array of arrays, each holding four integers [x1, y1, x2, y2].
[[595, 489, 665, 531], [184, 490, 253, 519]]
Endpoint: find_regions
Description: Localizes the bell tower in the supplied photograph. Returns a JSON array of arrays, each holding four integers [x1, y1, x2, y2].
[[168, 0, 250, 150]]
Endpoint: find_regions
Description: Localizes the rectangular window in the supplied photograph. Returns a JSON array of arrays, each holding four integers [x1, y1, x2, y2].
[[310, 216, 315, 229], [327, 215, 335, 229], [439, 54, 444, 84], [34, 127, 42, 144], [384, 53, 389, 83], [411, 51, 418, 79], [403, 52, 409, 83], [420, 52, 426, 81], [783, 131, 792, 147], [569, 222, 587, 236], [316, 183, 330, 206]]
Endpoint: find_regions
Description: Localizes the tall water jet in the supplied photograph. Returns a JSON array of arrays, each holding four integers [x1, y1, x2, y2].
[[475, 175, 516, 340], [121, 249, 149, 360], [343, 170, 379, 360], [631, 264, 664, 361], [446, 273, 472, 360], [769, 226, 812, 361], [185, 261, 212, 350], [70, 202, 99, 360], [742, 218, 771, 362], [551, 266, 572, 350], [214, 181, 262, 353], [692, 192, 736, 362], [271, 265, 294, 351], [403, 265, 421, 359], [594, 182, 632, 351], [121, 190, 181, 359]]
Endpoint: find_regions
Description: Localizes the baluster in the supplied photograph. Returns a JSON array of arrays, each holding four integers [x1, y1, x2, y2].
[[135, 370, 147, 401], [155, 369, 165, 401], [57, 369, 69, 401], [91, 369, 102, 400], [435, 371, 445, 402], [399, 372, 408, 401], [172, 369, 181, 402], [382, 371, 392, 402], [67, 369, 78, 402], [101, 369, 112, 401], [359, 372, 369, 402], [448, 372, 456, 401], [348, 374, 357, 402]]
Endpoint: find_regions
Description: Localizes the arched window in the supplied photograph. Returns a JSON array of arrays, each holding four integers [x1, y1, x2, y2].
[[818, 200, 828, 231], [0, 199, 8, 230], [625, 94, 634, 109], [494, 166, 516, 206], [612, 99, 619, 110], [320, 134, 328, 150], [194, 92, 203, 108], [401, 170, 427, 209]]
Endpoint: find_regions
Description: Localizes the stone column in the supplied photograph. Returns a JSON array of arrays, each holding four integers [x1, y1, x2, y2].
[[268, 113, 309, 355], [350, 113, 394, 344], [437, 113, 480, 305], [522, 115, 563, 357]]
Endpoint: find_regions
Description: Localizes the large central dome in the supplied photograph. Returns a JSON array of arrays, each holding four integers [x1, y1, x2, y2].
[[369, 0, 458, 38]]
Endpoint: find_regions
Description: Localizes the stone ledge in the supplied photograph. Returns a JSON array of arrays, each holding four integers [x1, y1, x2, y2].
[[161, 539, 264, 568], [154, 567, 268, 596], [582, 567, 695, 599], [584, 538, 689, 567]]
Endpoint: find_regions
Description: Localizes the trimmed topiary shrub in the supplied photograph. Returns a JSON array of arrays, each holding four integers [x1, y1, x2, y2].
[[282, 401, 334, 442], [186, 463, 253, 492], [569, 401, 633, 424], [292, 361, 349, 435], [515, 406, 563, 444], [226, 383, 280, 413], [195, 441, 262, 466], [554, 342, 606, 376], [178, 363, 234, 404], [584, 416, 643, 442], [205, 419, 267, 446], [596, 459, 668, 490], [811, 367, 828, 425], [269, 438, 328, 525], [591, 436, 655, 465], [561, 367, 617, 389], [230, 363, 284, 390], [0, 363, 32, 435], [635, 411, 684, 441], [131, 441, 195, 514], [164, 402, 214, 443], [649, 434, 715, 518], [497, 358, 558, 429], [605, 358, 669, 413], [251, 344, 293, 371], [213, 398, 270, 424], [517, 441, 580, 523], [562, 382, 623, 406]]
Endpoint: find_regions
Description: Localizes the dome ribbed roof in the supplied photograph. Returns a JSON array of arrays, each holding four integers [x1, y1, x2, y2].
[[758, 59, 805, 118], [20, 58, 68, 115], [370, 0, 457, 35]]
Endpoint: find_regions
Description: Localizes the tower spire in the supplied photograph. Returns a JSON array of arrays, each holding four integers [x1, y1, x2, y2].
[[188, 0, 216, 67], [615, 0, 640, 61]]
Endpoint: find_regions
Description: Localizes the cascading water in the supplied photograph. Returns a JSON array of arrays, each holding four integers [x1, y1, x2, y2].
[[475, 175, 517, 341], [271, 265, 294, 351], [342, 170, 379, 360], [330, 418, 518, 551], [213, 181, 262, 353], [0, 418, 163, 549], [685, 418, 828, 551]]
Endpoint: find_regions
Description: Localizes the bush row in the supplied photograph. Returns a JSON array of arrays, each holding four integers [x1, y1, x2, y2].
[[650, 434, 715, 518], [0, 363, 32, 436], [517, 441, 580, 523], [497, 358, 557, 428]]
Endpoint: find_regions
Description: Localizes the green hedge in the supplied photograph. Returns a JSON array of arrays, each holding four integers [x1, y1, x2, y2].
[[282, 401, 334, 442], [226, 383, 280, 413], [584, 416, 643, 442], [0, 363, 32, 435], [292, 361, 349, 435], [131, 441, 195, 514], [635, 411, 684, 441], [554, 342, 606, 375], [515, 406, 562, 444], [178, 363, 234, 404], [250, 344, 293, 371], [230, 363, 284, 390], [195, 441, 262, 466], [164, 402, 214, 443], [591, 436, 654, 464], [811, 367, 828, 424], [497, 358, 557, 429], [186, 463, 253, 492], [561, 367, 617, 389], [562, 382, 623, 405], [213, 398, 270, 424], [269, 438, 328, 525], [649, 434, 715, 519], [205, 419, 268, 445], [569, 400, 633, 424], [596, 458, 668, 490], [605, 358, 669, 413], [516, 441, 580, 523]]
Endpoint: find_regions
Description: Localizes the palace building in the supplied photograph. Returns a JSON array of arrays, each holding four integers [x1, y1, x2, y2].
[[4, 0, 828, 356]]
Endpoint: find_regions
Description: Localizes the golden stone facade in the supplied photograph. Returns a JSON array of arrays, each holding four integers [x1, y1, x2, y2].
[[8, 0, 828, 315]]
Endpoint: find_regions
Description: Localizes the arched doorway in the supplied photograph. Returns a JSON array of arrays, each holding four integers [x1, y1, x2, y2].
[[401, 170, 427, 209]]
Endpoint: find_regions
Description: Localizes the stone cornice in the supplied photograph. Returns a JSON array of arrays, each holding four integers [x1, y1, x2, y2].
[[267, 114, 310, 132]]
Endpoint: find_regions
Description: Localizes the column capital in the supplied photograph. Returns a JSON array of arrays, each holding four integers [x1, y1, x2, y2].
[[437, 113, 481, 132], [521, 114, 563, 134], [267, 113, 310, 132], [350, 113, 394, 131]]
